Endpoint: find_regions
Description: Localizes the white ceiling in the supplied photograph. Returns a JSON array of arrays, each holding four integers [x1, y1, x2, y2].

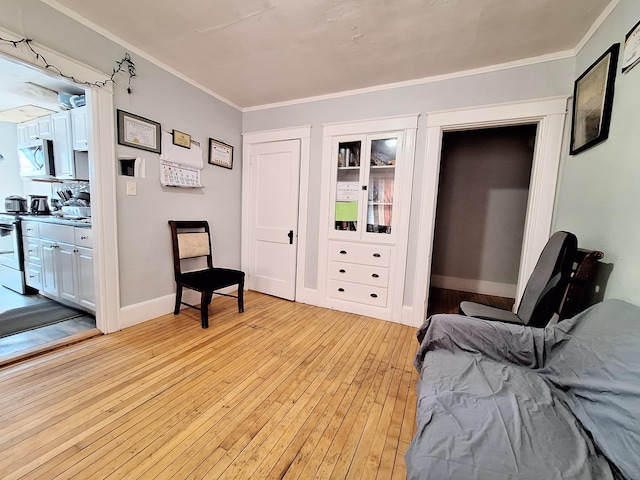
[[36, 1, 613, 108]]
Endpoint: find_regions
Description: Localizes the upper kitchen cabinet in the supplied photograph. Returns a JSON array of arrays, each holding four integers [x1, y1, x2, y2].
[[70, 106, 88, 151], [51, 111, 75, 179], [16, 116, 53, 147]]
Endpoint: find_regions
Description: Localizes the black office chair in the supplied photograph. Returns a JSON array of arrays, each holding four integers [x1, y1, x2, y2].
[[168, 220, 245, 328], [459, 231, 578, 328]]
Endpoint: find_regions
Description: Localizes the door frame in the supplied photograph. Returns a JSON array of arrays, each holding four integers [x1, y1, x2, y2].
[[411, 97, 569, 327], [0, 28, 121, 333], [241, 126, 311, 301]]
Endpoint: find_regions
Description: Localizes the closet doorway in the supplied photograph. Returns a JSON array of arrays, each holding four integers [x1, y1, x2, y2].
[[430, 124, 536, 311], [411, 97, 568, 327]]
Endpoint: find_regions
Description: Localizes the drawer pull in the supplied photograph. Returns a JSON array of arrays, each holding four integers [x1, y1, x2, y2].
[[371, 273, 379, 278], [339, 269, 346, 273], [339, 250, 347, 255], [373, 253, 381, 258], [370, 293, 378, 298], [338, 288, 345, 292], [81, 236, 88, 240]]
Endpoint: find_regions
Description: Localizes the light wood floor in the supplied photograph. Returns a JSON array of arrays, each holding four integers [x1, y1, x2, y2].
[[0, 291, 419, 479]]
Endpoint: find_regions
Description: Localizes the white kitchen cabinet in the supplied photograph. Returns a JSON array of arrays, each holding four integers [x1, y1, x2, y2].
[[70, 106, 88, 151], [17, 117, 53, 147], [16, 123, 29, 147], [41, 239, 59, 297], [76, 246, 95, 310], [24, 222, 94, 313], [22, 222, 42, 290], [36, 116, 53, 139], [318, 114, 418, 322], [51, 111, 75, 179]]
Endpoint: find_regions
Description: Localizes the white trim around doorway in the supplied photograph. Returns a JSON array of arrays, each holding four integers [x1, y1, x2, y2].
[[411, 97, 569, 328], [0, 27, 121, 333], [241, 126, 312, 303]]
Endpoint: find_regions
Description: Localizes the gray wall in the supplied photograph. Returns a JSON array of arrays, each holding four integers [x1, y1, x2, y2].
[[0, 0, 243, 307], [244, 59, 575, 303], [553, 0, 640, 305], [0, 122, 22, 199], [432, 125, 535, 286]]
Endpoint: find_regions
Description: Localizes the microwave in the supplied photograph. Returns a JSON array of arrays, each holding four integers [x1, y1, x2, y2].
[[18, 139, 56, 178]]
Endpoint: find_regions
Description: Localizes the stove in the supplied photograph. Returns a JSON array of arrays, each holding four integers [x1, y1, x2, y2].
[[0, 213, 26, 294]]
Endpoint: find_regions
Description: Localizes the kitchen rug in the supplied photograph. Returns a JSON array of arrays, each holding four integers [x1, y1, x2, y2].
[[0, 300, 84, 338]]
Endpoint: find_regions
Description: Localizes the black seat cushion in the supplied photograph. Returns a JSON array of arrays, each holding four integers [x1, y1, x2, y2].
[[178, 268, 245, 292]]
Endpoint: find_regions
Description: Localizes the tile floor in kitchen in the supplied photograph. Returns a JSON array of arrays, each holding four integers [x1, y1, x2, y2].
[[0, 286, 98, 358]]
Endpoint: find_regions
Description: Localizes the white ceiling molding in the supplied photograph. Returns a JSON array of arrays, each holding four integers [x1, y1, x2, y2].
[[574, 0, 621, 55], [39, 0, 612, 109], [244, 50, 575, 112], [40, 0, 243, 112]]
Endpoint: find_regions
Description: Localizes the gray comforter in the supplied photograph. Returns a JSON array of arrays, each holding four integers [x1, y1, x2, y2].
[[406, 299, 640, 480]]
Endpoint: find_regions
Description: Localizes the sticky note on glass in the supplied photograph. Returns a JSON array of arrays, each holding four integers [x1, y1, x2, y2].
[[335, 201, 358, 221]]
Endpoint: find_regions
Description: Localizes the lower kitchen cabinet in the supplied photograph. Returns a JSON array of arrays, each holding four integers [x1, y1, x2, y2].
[[24, 221, 95, 313]]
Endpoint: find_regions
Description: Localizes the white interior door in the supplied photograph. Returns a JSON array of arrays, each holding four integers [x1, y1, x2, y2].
[[249, 140, 301, 300]]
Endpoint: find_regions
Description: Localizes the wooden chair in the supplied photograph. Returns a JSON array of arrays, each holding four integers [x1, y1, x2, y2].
[[168, 220, 245, 328]]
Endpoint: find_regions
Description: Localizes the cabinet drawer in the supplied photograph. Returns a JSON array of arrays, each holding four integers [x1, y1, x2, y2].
[[329, 242, 391, 267], [330, 261, 389, 288], [74, 228, 93, 248], [25, 262, 42, 290], [21, 221, 40, 238], [23, 237, 41, 264], [329, 280, 388, 308], [39, 223, 74, 243]]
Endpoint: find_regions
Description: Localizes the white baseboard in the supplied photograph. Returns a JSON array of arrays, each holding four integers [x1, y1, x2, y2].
[[401, 305, 420, 327], [431, 275, 516, 298], [119, 286, 236, 329], [296, 287, 320, 306]]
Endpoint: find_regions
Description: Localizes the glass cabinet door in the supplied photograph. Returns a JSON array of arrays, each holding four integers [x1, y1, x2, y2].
[[334, 140, 362, 232], [366, 136, 397, 235]]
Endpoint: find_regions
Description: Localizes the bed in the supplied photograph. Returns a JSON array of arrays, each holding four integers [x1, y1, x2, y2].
[[405, 299, 640, 479]]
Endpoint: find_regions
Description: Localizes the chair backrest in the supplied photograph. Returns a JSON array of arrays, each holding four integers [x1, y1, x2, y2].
[[168, 220, 213, 277], [517, 231, 578, 327]]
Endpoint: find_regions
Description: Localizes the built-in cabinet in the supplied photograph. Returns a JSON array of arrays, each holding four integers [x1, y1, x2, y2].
[[50, 112, 75, 179], [22, 220, 95, 312], [319, 115, 418, 322]]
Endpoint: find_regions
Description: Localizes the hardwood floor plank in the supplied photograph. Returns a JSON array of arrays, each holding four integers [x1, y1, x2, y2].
[[0, 292, 423, 480]]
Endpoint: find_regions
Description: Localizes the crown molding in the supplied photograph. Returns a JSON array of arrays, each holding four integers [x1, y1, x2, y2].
[[573, 0, 621, 55], [40, 0, 243, 112], [243, 50, 575, 112]]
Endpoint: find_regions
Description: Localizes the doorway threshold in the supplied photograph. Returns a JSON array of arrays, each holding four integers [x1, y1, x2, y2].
[[0, 326, 101, 368]]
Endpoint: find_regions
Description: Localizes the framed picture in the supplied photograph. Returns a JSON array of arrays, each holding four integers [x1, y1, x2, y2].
[[172, 129, 191, 149], [208, 138, 234, 169], [622, 20, 640, 74], [570, 44, 620, 155], [117, 110, 161, 154]]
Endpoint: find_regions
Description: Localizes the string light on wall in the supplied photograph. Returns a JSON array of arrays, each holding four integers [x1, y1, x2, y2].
[[0, 36, 136, 93]]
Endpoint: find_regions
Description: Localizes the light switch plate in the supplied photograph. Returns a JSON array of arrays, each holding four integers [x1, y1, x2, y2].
[[126, 181, 137, 196]]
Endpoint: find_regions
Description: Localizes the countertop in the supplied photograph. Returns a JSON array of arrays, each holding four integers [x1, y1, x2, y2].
[[17, 214, 92, 228]]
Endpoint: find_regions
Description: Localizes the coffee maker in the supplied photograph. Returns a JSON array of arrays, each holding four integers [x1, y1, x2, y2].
[[29, 195, 50, 215]]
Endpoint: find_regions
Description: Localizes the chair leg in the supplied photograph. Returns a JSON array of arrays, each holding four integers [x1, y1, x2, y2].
[[201, 291, 213, 328], [174, 285, 183, 315], [238, 280, 244, 313]]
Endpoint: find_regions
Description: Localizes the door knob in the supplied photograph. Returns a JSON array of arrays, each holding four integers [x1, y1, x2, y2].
[[288, 230, 294, 245]]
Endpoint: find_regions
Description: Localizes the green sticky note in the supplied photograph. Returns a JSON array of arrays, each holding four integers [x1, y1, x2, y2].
[[335, 201, 358, 221]]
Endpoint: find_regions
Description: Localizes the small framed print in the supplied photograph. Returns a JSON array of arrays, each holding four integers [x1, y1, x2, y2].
[[117, 110, 161, 154], [570, 44, 620, 155], [172, 129, 191, 149], [208, 138, 234, 169]]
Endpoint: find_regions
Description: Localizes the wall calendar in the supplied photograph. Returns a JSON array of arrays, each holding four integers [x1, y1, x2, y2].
[[160, 160, 202, 188]]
